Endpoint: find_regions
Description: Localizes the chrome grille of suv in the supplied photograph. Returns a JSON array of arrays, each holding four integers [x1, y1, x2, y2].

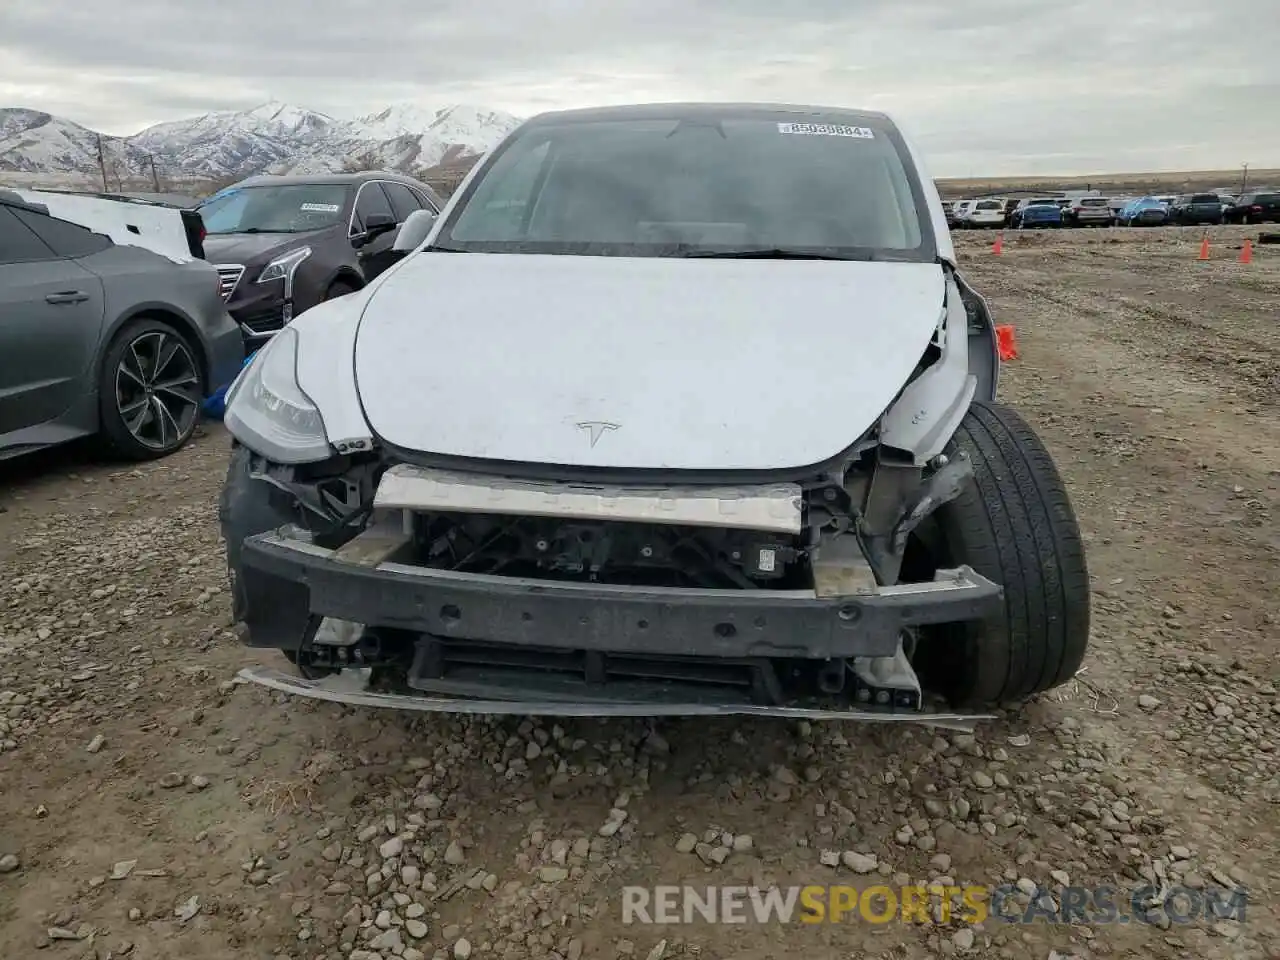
[[215, 264, 244, 301]]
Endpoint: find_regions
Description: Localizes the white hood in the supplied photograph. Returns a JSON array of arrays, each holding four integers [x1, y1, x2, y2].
[[354, 253, 945, 472]]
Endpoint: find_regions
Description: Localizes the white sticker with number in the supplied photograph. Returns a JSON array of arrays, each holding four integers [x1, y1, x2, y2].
[[300, 202, 341, 212], [777, 122, 875, 139]]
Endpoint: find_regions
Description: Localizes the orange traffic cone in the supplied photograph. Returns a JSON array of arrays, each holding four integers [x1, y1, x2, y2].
[[1198, 235, 1210, 260], [1240, 239, 1253, 264], [991, 234, 1004, 256], [995, 324, 1018, 361]]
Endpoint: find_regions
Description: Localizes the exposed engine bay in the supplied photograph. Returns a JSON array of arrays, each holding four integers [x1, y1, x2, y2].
[[253, 433, 973, 597], [232, 428, 991, 718], [414, 512, 805, 589]]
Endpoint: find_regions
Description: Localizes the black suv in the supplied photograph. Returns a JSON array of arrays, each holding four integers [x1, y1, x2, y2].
[[197, 172, 444, 346], [1225, 191, 1280, 225], [1167, 193, 1226, 226]]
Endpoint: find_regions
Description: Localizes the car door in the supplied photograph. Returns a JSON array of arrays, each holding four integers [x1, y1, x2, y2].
[[408, 185, 442, 215], [0, 205, 107, 438], [383, 181, 425, 224], [353, 182, 408, 280], [348, 180, 401, 280]]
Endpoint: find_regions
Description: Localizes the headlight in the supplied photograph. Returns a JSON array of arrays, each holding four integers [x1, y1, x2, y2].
[[256, 246, 312, 285], [224, 328, 332, 463]]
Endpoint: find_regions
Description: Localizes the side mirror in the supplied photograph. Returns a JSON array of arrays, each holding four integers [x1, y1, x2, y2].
[[355, 213, 397, 247], [392, 209, 437, 252]]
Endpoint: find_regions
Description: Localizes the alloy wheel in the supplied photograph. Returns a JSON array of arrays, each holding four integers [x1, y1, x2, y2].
[[114, 330, 200, 451]]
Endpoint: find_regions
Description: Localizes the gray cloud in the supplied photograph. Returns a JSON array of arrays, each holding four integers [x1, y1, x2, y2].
[[0, 0, 1274, 175]]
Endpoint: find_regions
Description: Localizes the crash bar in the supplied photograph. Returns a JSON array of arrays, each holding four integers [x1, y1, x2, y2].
[[372, 464, 804, 533]]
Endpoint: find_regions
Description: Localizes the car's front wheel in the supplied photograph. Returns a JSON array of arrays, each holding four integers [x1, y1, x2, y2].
[[910, 401, 1091, 707], [98, 317, 204, 460], [325, 280, 359, 301]]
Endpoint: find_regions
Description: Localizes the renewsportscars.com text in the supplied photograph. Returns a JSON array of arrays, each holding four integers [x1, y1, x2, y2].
[[621, 884, 1248, 926]]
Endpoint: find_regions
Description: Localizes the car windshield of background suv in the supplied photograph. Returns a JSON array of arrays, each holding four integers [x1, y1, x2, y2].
[[199, 183, 349, 234], [438, 116, 929, 260]]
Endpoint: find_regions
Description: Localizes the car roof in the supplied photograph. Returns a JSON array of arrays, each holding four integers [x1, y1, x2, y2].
[[229, 171, 439, 191], [524, 101, 896, 128], [218, 171, 444, 205], [0, 188, 49, 213]]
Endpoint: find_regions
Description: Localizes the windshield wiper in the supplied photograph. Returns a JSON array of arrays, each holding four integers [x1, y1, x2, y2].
[[208, 227, 302, 235], [676, 248, 877, 261]]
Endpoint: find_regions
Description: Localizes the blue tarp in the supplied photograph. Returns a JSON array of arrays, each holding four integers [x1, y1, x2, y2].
[[201, 350, 256, 421]]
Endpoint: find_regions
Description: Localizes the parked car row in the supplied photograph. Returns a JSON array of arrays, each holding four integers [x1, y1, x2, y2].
[[1, 170, 445, 463], [944, 189, 1280, 229]]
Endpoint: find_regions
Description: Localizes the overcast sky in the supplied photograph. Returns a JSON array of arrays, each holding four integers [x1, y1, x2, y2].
[[1, 0, 1275, 177]]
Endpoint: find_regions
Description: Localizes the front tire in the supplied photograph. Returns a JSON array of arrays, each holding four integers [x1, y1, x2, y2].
[[325, 280, 358, 301], [913, 401, 1091, 707], [98, 318, 204, 460]]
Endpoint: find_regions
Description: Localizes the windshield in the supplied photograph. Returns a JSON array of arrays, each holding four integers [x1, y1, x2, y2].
[[1080, 198, 1108, 206], [975, 201, 1002, 210], [199, 183, 350, 234], [436, 115, 931, 260]]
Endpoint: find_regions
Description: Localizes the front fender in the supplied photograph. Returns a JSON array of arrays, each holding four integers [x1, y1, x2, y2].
[[954, 272, 999, 403], [880, 275, 977, 466], [290, 292, 374, 453]]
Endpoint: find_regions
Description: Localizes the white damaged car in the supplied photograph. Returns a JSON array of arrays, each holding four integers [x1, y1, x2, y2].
[[219, 103, 1090, 719]]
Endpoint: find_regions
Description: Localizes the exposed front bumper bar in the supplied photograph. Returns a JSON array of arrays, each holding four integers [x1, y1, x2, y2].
[[240, 526, 1003, 660], [373, 464, 805, 534], [236, 665, 992, 730]]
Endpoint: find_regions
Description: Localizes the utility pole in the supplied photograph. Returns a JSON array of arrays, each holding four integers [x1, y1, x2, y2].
[[1241, 162, 1249, 195], [149, 154, 161, 192], [96, 134, 109, 192]]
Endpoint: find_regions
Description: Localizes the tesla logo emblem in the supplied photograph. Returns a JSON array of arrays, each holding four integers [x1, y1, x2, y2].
[[577, 421, 620, 447]]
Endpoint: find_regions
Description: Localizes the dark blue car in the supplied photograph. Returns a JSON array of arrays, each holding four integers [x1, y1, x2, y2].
[[1017, 202, 1062, 229], [1118, 197, 1169, 226]]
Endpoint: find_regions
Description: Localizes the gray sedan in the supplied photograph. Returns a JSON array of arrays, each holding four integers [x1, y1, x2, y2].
[[1, 190, 243, 461]]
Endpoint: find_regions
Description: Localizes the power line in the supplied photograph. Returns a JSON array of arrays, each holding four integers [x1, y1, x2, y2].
[[95, 134, 109, 192]]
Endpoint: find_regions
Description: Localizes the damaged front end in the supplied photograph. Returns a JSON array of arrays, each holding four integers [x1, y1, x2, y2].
[[222, 429, 1000, 725], [220, 270, 1005, 725]]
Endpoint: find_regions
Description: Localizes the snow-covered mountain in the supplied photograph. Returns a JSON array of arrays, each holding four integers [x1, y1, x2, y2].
[[285, 104, 523, 176], [0, 108, 150, 178], [0, 100, 521, 184]]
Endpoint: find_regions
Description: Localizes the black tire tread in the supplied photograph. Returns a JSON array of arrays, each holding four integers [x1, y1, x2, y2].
[[935, 400, 1090, 706]]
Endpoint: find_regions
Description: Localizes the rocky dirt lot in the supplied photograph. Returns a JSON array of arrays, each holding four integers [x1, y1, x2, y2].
[[1, 225, 1277, 960]]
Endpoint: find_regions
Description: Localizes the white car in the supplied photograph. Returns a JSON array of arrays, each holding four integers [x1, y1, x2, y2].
[[219, 103, 1090, 720], [966, 199, 1007, 228], [951, 199, 977, 227]]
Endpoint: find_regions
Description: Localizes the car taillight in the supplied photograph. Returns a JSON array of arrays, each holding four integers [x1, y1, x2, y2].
[[1253, 205, 1264, 213]]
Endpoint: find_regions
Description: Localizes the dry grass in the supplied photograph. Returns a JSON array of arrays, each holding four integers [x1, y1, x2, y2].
[[938, 168, 1278, 199], [9, 163, 1276, 205], [239, 777, 315, 816]]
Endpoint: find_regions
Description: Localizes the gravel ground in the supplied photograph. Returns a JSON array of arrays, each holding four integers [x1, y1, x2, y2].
[[1, 225, 1277, 960]]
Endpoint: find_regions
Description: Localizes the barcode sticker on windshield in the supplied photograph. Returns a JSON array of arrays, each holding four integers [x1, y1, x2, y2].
[[300, 203, 341, 212], [777, 122, 874, 138]]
